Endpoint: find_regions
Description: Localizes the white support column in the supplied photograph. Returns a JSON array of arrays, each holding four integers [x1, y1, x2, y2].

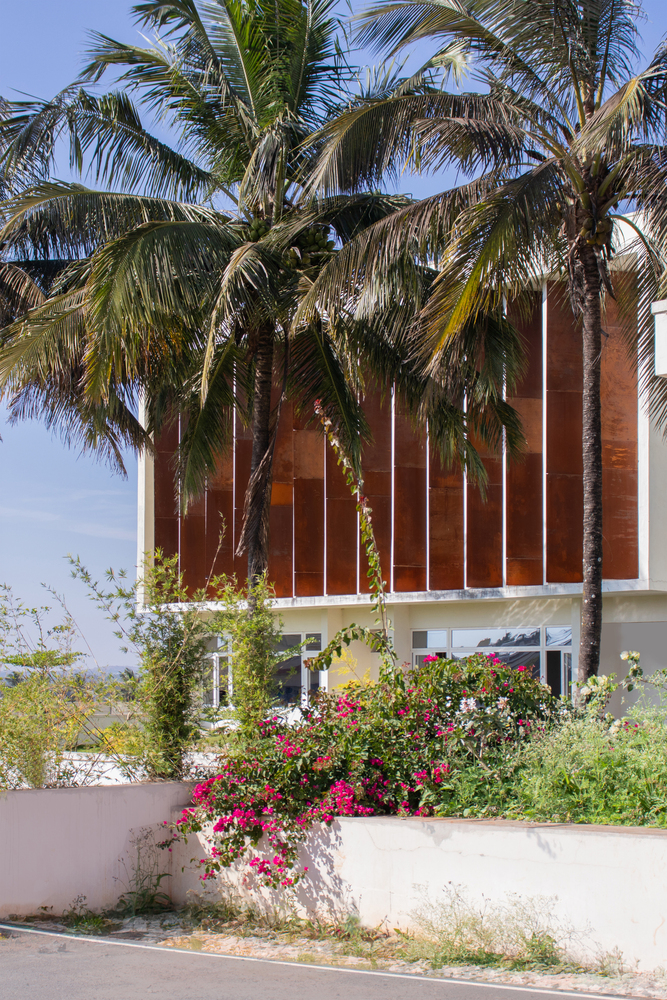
[[136, 397, 154, 603], [542, 281, 548, 586], [651, 300, 667, 376]]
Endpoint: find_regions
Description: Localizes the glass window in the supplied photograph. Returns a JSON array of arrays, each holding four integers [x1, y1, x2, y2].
[[454, 649, 540, 677], [305, 634, 322, 693], [451, 628, 540, 649], [274, 634, 302, 705], [202, 658, 215, 707], [413, 629, 448, 648], [218, 656, 230, 706], [546, 627, 572, 647]]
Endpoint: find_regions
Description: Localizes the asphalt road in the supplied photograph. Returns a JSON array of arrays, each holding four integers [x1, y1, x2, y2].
[[0, 925, 617, 1000]]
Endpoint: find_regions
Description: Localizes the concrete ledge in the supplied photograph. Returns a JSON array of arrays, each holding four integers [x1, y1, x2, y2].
[[0, 782, 192, 916], [175, 814, 667, 970], [2, 784, 666, 970]]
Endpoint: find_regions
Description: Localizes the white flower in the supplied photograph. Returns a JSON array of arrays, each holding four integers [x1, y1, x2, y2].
[[497, 696, 509, 711], [459, 697, 477, 714]]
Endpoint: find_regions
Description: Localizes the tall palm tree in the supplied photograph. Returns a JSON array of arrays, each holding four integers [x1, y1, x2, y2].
[[302, 0, 667, 680], [0, 100, 146, 470], [0, 0, 524, 585]]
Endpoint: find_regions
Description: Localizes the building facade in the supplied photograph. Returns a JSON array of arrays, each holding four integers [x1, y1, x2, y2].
[[138, 281, 667, 702]]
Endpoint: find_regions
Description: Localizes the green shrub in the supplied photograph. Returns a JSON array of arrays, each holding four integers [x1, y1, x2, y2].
[[175, 654, 556, 887], [71, 553, 213, 781], [510, 712, 667, 826]]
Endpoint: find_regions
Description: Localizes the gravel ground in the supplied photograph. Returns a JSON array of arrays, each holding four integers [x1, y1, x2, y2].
[[10, 913, 667, 999]]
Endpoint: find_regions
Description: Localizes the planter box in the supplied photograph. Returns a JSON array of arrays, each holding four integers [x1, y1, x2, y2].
[[2, 783, 666, 971], [174, 814, 667, 971]]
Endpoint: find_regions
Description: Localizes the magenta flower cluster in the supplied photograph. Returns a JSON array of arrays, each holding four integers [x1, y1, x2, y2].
[[172, 653, 553, 889]]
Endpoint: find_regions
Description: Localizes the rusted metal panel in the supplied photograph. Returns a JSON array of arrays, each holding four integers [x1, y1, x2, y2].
[[180, 501, 207, 594], [295, 572, 326, 597], [393, 412, 427, 592], [326, 438, 357, 595], [507, 453, 543, 585], [507, 558, 543, 586], [546, 473, 583, 582], [268, 402, 295, 596], [546, 286, 583, 581], [600, 293, 638, 579], [509, 292, 543, 396], [154, 516, 179, 562], [268, 504, 294, 597], [326, 498, 358, 594], [467, 476, 503, 589], [428, 448, 464, 591], [602, 468, 638, 579], [360, 387, 392, 594], [294, 418, 324, 593], [294, 475, 324, 577], [546, 282, 583, 391], [233, 433, 252, 581], [506, 300, 543, 587], [546, 391, 583, 475], [204, 441, 235, 588], [205, 488, 234, 586], [153, 417, 180, 560], [153, 420, 179, 520]]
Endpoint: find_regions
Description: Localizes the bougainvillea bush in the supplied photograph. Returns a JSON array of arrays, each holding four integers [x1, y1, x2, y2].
[[175, 654, 556, 887]]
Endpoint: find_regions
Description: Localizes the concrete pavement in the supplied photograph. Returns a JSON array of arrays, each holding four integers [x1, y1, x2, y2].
[[0, 925, 620, 1000]]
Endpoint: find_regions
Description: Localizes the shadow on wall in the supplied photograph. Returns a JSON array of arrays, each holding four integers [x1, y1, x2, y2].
[[173, 820, 359, 924]]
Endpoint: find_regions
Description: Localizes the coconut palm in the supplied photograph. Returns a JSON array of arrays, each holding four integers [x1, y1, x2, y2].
[[0, 0, 527, 585], [302, 0, 667, 680], [0, 0, 520, 579], [0, 99, 147, 469], [0, 0, 403, 581]]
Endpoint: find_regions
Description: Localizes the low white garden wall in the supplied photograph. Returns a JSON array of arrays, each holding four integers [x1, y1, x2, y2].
[[0, 782, 192, 917], [2, 784, 667, 971], [175, 814, 667, 971]]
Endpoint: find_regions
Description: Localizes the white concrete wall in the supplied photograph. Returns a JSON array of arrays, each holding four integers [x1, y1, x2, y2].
[[175, 816, 667, 971], [4, 784, 667, 970], [0, 782, 191, 917]]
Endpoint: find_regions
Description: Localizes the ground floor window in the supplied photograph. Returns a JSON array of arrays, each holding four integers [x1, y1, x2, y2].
[[203, 637, 232, 709], [274, 633, 323, 706], [204, 633, 324, 709], [411, 627, 573, 697]]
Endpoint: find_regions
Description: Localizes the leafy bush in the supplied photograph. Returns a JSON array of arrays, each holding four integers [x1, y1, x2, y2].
[[0, 583, 110, 788], [0, 668, 102, 788], [71, 553, 213, 780], [209, 576, 299, 736], [176, 653, 555, 887], [510, 712, 667, 825]]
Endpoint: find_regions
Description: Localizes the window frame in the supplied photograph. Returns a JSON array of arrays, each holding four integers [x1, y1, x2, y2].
[[411, 626, 573, 696]]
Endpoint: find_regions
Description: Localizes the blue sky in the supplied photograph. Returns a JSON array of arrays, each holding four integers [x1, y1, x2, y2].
[[1, 0, 667, 667]]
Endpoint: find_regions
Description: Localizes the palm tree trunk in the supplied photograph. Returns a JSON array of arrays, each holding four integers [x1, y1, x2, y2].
[[578, 246, 603, 683], [246, 324, 275, 584]]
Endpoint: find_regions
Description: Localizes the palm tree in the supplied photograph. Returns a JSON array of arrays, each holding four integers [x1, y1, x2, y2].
[[0, 0, 524, 585], [0, 99, 147, 470], [302, 0, 667, 680]]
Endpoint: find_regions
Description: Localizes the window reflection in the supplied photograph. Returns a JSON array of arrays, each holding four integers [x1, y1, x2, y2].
[[546, 627, 572, 647], [453, 649, 540, 677], [451, 628, 540, 648], [274, 634, 302, 705], [413, 629, 448, 648]]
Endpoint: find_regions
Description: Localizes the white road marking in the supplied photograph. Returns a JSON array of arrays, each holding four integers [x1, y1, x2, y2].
[[0, 922, 622, 1000]]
